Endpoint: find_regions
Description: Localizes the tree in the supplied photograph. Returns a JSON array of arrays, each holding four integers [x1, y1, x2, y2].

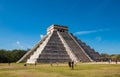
[[116, 54, 120, 61], [101, 53, 110, 60], [0, 49, 27, 63]]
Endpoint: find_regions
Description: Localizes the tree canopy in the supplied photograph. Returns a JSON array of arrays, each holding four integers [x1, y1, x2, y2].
[[0, 49, 27, 63], [101, 53, 120, 61], [0, 49, 119, 63]]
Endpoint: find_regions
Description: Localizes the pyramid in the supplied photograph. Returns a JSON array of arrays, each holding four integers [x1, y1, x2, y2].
[[17, 24, 103, 63]]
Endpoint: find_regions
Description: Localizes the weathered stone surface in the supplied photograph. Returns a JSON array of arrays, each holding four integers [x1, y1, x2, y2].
[[17, 24, 103, 63]]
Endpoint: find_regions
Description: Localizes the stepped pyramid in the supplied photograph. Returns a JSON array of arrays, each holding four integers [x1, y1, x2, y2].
[[17, 24, 103, 63]]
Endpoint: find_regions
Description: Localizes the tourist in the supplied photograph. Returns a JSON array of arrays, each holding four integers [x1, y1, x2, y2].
[[115, 60, 118, 64], [50, 62, 53, 67], [108, 59, 111, 64], [24, 63, 27, 67], [71, 61, 74, 70], [35, 62, 37, 66], [68, 61, 71, 68]]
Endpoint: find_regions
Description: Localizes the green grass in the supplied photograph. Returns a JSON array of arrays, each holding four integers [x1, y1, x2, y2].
[[0, 63, 120, 77]]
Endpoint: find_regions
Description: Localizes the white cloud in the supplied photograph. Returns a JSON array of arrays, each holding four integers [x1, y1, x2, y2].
[[40, 34, 44, 39], [16, 41, 20, 45], [74, 30, 97, 35], [15, 41, 24, 49], [74, 29, 109, 35], [11, 41, 33, 50]]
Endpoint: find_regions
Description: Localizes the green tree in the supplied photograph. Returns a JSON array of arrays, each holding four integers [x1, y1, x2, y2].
[[116, 54, 120, 61], [0, 49, 27, 63]]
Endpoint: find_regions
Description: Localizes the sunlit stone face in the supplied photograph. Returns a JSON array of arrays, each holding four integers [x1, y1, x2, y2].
[[47, 24, 68, 34]]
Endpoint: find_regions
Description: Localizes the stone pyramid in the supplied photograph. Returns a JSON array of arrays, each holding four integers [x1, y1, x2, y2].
[[17, 24, 103, 63]]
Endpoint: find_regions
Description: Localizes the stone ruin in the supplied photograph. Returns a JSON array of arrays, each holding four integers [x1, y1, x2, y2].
[[17, 24, 103, 63]]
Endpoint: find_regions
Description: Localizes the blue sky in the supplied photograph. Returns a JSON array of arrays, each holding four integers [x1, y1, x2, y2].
[[0, 0, 120, 54]]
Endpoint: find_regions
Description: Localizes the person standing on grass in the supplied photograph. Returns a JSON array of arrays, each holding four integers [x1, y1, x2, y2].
[[50, 62, 53, 67], [35, 62, 37, 66], [68, 61, 71, 68], [24, 63, 27, 67], [71, 61, 74, 70], [108, 59, 111, 64], [115, 60, 118, 64]]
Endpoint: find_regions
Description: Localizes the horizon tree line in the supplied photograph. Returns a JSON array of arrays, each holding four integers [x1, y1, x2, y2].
[[0, 49, 120, 63]]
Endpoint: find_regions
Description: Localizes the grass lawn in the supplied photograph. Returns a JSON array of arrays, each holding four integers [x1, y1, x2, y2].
[[0, 63, 120, 77]]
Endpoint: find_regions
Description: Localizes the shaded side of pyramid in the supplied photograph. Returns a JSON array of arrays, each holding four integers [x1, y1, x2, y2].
[[17, 24, 103, 63]]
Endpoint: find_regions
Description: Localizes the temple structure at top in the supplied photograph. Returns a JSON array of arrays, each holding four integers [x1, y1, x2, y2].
[[17, 24, 103, 63]]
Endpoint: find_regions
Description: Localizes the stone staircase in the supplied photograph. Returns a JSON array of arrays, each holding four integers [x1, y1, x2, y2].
[[37, 31, 71, 63], [75, 38, 102, 61], [59, 32, 91, 62], [27, 33, 52, 63], [17, 25, 103, 63], [57, 31, 78, 62], [17, 35, 48, 63]]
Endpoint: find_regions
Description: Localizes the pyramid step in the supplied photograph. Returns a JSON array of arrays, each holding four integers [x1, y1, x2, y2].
[[36, 31, 71, 63], [59, 32, 91, 62], [26, 32, 53, 63], [18, 24, 103, 63]]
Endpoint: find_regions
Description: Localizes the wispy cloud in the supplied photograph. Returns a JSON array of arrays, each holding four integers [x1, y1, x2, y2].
[[74, 29, 109, 35], [40, 34, 44, 39], [15, 41, 24, 49], [16, 41, 20, 45], [13, 41, 32, 49]]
